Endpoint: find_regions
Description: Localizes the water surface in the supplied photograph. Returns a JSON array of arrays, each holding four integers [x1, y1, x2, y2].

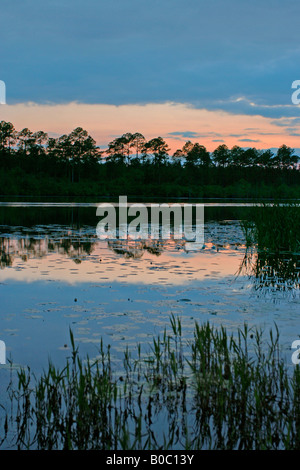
[[0, 202, 299, 373]]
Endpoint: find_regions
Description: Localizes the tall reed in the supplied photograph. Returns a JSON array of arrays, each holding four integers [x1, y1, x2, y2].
[[1, 316, 300, 450]]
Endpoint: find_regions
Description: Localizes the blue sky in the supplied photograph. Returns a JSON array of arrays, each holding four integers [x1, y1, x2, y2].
[[1, 0, 300, 151]]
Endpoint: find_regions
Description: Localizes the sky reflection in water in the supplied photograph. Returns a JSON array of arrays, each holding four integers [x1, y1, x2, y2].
[[0, 204, 299, 373]]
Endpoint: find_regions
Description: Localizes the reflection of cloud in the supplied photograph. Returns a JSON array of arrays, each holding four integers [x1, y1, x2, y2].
[[0, 240, 245, 286], [0, 219, 248, 284]]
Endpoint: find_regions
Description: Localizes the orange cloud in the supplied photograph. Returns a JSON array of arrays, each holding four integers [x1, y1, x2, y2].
[[1, 101, 299, 154]]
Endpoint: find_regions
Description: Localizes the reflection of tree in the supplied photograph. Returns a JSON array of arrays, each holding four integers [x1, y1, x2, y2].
[[58, 238, 94, 259], [239, 203, 300, 296], [0, 238, 14, 268], [238, 249, 300, 294], [107, 239, 166, 259], [107, 240, 144, 259], [0, 235, 96, 269], [106, 236, 211, 258], [0, 230, 208, 267]]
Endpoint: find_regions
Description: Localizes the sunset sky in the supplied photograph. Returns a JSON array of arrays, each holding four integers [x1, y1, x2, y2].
[[1, 0, 300, 154]]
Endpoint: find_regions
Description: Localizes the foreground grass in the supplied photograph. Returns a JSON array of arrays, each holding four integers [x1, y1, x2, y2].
[[1, 315, 300, 450]]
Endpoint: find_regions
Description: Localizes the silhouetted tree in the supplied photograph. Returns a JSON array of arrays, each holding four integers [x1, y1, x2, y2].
[[256, 149, 274, 169], [275, 145, 298, 169], [143, 137, 169, 165], [212, 144, 230, 167], [105, 135, 128, 165], [185, 143, 211, 167], [230, 145, 245, 166], [0, 121, 16, 154], [131, 132, 146, 159]]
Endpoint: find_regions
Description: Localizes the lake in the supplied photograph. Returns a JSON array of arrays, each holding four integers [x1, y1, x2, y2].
[[0, 200, 299, 376]]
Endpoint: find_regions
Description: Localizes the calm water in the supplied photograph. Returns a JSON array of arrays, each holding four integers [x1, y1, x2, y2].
[[0, 202, 299, 374]]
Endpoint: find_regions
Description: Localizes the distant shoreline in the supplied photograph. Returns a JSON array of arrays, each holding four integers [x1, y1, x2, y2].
[[1, 122, 299, 200]]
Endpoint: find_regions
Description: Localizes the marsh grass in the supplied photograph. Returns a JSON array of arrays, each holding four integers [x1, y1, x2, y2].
[[239, 202, 300, 293], [241, 202, 300, 253], [1, 315, 300, 450]]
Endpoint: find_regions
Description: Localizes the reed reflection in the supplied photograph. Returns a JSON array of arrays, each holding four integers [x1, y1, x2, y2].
[[239, 203, 300, 296]]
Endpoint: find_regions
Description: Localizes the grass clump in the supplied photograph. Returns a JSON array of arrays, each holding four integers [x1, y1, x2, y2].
[[241, 202, 300, 253], [1, 315, 300, 450], [239, 202, 300, 293]]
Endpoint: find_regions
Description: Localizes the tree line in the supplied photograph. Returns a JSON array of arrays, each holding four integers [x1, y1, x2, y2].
[[0, 121, 299, 198]]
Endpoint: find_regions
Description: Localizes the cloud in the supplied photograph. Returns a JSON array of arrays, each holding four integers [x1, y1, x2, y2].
[[167, 130, 224, 141], [167, 131, 203, 139], [1, 0, 300, 123], [285, 130, 300, 136], [270, 117, 300, 127], [238, 138, 261, 143], [167, 131, 223, 140]]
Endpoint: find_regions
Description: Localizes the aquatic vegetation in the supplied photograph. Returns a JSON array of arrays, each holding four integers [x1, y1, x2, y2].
[[239, 202, 300, 294], [241, 202, 300, 253], [1, 316, 300, 450]]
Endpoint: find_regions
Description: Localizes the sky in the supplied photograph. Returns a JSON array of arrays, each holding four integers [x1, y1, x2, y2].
[[1, 0, 300, 153]]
